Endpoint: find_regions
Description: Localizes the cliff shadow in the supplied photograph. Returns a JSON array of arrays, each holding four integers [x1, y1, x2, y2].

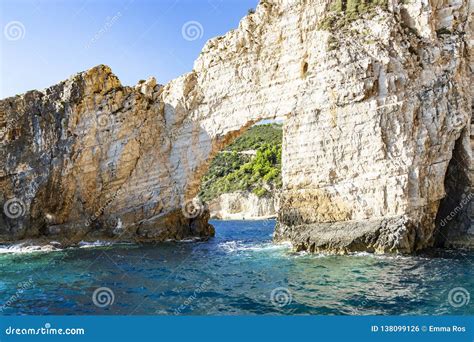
[[434, 129, 473, 247]]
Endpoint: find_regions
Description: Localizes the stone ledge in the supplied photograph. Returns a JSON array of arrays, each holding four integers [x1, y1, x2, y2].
[[274, 216, 420, 254]]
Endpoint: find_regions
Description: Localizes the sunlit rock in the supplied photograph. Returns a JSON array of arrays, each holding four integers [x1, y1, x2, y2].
[[0, 0, 472, 253]]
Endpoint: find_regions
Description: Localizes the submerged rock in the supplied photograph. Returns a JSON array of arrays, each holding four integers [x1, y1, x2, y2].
[[0, 0, 472, 253]]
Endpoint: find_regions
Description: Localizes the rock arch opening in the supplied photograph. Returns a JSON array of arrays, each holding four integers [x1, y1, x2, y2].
[[0, 0, 471, 254], [197, 120, 284, 221]]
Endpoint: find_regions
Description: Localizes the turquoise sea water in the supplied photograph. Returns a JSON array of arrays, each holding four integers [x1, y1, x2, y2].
[[0, 220, 472, 315]]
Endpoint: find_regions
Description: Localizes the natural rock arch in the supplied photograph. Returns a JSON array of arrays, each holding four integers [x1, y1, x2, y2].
[[0, 0, 472, 253]]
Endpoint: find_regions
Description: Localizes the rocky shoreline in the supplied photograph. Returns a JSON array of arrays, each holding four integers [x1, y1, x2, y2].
[[1, 0, 472, 254]]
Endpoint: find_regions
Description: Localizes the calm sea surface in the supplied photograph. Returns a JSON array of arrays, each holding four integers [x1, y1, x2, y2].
[[0, 220, 472, 315]]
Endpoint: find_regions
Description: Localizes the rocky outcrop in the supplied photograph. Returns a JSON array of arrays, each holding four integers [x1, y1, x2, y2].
[[209, 191, 278, 220], [0, 0, 472, 253], [273, 0, 473, 253], [0, 69, 214, 244]]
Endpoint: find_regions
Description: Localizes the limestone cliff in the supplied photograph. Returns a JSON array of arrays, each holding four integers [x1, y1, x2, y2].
[[0, 0, 472, 253], [209, 191, 279, 220]]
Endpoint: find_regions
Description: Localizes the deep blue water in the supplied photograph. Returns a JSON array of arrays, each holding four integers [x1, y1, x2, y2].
[[0, 220, 473, 315]]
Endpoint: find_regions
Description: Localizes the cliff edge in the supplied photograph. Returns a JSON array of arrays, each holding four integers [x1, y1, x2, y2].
[[0, 0, 472, 253]]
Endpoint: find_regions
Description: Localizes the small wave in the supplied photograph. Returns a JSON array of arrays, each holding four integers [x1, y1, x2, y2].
[[77, 240, 113, 248], [288, 250, 424, 260], [0, 240, 135, 255], [0, 242, 60, 255], [165, 237, 203, 243], [218, 240, 291, 253], [348, 251, 428, 260]]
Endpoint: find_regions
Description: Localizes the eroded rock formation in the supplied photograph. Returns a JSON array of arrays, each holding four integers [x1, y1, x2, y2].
[[209, 191, 279, 220], [0, 0, 472, 253]]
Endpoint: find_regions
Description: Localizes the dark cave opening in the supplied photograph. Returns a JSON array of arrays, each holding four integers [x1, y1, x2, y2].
[[434, 132, 472, 247]]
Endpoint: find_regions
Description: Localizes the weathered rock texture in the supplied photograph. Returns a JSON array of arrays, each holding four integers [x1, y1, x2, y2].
[[209, 191, 279, 220], [0, 71, 214, 243], [0, 0, 472, 252], [275, 0, 473, 253]]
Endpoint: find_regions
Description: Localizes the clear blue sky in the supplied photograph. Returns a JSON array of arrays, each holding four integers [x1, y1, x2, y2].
[[0, 0, 258, 98]]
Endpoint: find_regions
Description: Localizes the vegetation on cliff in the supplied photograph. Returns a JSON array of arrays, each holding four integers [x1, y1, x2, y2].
[[199, 124, 282, 202], [318, 0, 388, 31]]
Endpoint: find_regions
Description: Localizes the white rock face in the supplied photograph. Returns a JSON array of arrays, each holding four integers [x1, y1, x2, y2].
[[209, 191, 279, 220], [0, 0, 472, 253]]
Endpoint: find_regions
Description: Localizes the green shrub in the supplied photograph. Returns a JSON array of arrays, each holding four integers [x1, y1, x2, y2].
[[318, 0, 388, 31], [327, 35, 339, 50], [198, 124, 283, 201], [253, 187, 269, 197]]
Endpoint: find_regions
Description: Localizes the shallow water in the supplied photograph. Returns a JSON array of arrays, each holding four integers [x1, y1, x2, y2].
[[0, 220, 472, 315]]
